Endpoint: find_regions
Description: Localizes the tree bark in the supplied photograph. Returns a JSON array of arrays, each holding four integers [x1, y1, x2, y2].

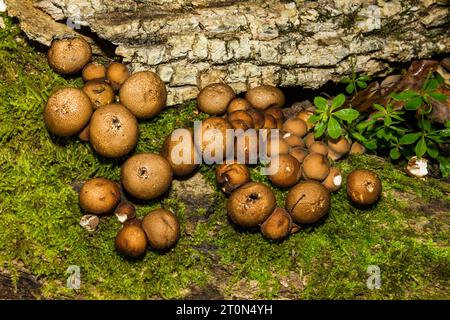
[[6, 0, 450, 106]]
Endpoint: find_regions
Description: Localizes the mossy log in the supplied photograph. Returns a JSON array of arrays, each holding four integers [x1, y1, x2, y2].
[[6, 0, 450, 106]]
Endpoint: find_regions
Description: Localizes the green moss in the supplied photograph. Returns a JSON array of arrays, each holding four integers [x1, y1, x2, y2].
[[0, 15, 449, 299]]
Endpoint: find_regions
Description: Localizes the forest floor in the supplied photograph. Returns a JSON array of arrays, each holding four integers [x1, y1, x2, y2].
[[0, 14, 449, 300]]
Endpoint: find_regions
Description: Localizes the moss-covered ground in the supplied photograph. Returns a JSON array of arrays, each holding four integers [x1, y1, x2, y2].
[[0, 15, 449, 299]]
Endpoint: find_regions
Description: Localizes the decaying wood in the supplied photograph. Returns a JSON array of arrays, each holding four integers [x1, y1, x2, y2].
[[5, 0, 450, 106]]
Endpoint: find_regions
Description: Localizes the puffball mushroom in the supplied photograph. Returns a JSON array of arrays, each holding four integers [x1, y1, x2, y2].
[[107, 62, 130, 90], [286, 181, 331, 224], [346, 169, 382, 205], [44, 87, 93, 137], [119, 71, 167, 119], [228, 111, 254, 129], [89, 104, 139, 158], [247, 109, 265, 129], [302, 153, 330, 181], [227, 182, 276, 227], [197, 83, 235, 115], [82, 80, 115, 109], [282, 118, 307, 138], [268, 154, 302, 188], [114, 201, 136, 223], [263, 132, 290, 157], [350, 142, 366, 155], [264, 107, 285, 123], [234, 131, 259, 164], [194, 117, 233, 163], [283, 132, 305, 148], [406, 156, 428, 178], [245, 85, 285, 110], [121, 153, 173, 200], [47, 36, 92, 74], [82, 62, 107, 81], [289, 147, 308, 164], [322, 167, 343, 192], [142, 209, 180, 250], [79, 178, 121, 215], [304, 132, 317, 148], [160, 129, 199, 177], [227, 98, 251, 114], [261, 207, 292, 241], [327, 136, 351, 160], [216, 161, 251, 193], [115, 223, 148, 258], [309, 142, 329, 156], [297, 110, 314, 131]]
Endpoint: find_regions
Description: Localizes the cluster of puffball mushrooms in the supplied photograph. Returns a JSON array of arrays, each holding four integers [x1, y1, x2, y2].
[[44, 36, 382, 257]]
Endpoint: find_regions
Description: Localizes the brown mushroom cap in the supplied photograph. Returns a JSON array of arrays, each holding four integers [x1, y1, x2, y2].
[[82, 62, 107, 81], [119, 71, 167, 119], [347, 169, 382, 205], [44, 87, 93, 137], [260, 207, 292, 241], [322, 167, 342, 192], [115, 224, 148, 258], [47, 37, 92, 74], [107, 62, 130, 90], [268, 154, 302, 188], [302, 152, 330, 181], [309, 141, 329, 156], [283, 118, 308, 138], [227, 98, 251, 114], [286, 181, 331, 224], [297, 110, 314, 131], [197, 83, 235, 115], [247, 109, 265, 129], [160, 129, 199, 177], [89, 104, 139, 158], [228, 111, 254, 129], [82, 81, 115, 109], [263, 133, 290, 157], [264, 107, 285, 122], [114, 201, 137, 224], [194, 117, 233, 162], [263, 114, 281, 129], [245, 85, 285, 110], [142, 209, 180, 250], [121, 153, 173, 200], [304, 132, 317, 148], [78, 123, 90, 142], [350, 142, 366, 155], [216, 161, 251, 193], [328, 136, 351, 155], [282, 132, 305, 148], [79, 178, 121, 215], [234, 131, 259, 164], [289, 147, 308, 164], [227, 182, 276, 227]]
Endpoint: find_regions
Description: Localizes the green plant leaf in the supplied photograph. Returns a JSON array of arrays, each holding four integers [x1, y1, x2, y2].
[[308, 114, 321, 124], [314, 96, 328, 110], [415, 137, 427, 157], [384, 116, 392, 126], [428, 92, 447, 102], [405, 96, 422, 110], [391, 90, 420, 101], [357, 81, 367, 89], [424, 78, 438, 92], [438, 156, 450, 178], [399, 132, 421, 145], [426, 145, 439, 159], [341, 77, 351, 84], [363, 139, 377, 150], [327, 117, 341, 139], [334, 108, 359, 122], [358, 75, 370, 82], [373, 104, 385, 112], [314, 121, 326, 138], [346, 83, 355, 94], [331, 94, 346, 110], [390, 148, 401, 160]]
